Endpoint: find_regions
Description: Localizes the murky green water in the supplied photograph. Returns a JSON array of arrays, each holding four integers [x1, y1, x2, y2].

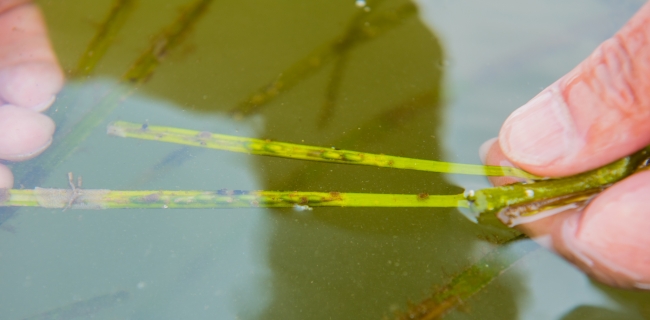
[[0, 0, 648, 319]]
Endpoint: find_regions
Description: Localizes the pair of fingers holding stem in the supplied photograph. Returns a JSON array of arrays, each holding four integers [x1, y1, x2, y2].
[[481, 2, 650, 289], [1, 0, 649, 290]]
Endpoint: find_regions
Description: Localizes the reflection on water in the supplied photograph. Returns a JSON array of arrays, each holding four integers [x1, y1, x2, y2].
[[0, 0, 647, 319]]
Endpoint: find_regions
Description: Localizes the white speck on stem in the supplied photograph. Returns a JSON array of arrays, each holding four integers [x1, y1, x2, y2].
[[293, 204, 313, 212]]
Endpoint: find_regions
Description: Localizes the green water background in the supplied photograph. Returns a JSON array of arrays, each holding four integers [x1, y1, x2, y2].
[[0, 0, 647, 319]]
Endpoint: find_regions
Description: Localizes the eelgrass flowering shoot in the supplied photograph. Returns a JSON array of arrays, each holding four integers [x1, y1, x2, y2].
[[1, 121, 648, 228]]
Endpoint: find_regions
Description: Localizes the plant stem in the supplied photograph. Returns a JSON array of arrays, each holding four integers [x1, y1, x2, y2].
[[14, 0, 214, 188], [122, 0, 213, 84], [0, 188, 468, 209], [107, 121, 540, 179], [469, 145, 650, 226], [72, 0, 137, 77], [318, 52, 349, 128], [393, 236, 538, 320], [230, 1, 417, 117], [3, 0, 214, 226], [272, 89, 446, 190]]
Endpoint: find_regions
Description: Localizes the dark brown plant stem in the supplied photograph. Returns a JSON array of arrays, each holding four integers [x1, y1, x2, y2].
[[271, 89, 443, 190], [123, 0, 213, 84], [71, 0, 137, 77], [392, 235, 537, 320], [318, 52, 350, 128], [230, 1, 417, 117]]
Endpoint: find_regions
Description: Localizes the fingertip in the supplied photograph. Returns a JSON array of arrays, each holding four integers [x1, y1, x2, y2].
[[0, 163, 13, 188], [478, 137, 497, 164], [0, 105, 55, 161], [30, 94, 56, 113], [0, 62, 64, 111], [479, 137, 524, 186], [0, 2, 64, 111]]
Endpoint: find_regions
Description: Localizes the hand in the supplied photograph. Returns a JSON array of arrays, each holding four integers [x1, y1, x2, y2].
[[482, 2, 650, 289], [0, 0, 64, 188]]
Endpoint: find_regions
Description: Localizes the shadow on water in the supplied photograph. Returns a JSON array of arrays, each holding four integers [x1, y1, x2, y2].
[[231, 1, 524, 319]]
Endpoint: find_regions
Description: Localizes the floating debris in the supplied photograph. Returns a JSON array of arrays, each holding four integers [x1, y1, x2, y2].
[[292, 204, 313, 212]]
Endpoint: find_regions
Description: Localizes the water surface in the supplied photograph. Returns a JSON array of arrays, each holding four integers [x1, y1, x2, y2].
[[0, 0, 647, 319]]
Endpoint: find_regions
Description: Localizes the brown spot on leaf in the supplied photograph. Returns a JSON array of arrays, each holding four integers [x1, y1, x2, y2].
[[197, 131, 212, 139], [142, 193, 160, 203], [329, 192, 342, 200]]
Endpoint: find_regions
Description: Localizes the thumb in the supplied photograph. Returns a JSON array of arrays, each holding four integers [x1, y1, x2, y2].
[[498, 2, 650, 177], [490, 2, 650, 289]]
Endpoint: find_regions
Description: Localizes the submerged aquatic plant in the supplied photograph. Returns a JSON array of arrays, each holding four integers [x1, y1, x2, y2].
[[22, 291, 129, 320], [5, 122, 648, 219], [10, 0, 214, 197], [4, 119, 648, 318], [392, 235, 537, 320], [8, 0, 650, 319], [229, 0, 418, 119]]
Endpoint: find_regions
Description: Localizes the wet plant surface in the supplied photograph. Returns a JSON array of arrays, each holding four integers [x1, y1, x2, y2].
[[1, 0, 649, 319]]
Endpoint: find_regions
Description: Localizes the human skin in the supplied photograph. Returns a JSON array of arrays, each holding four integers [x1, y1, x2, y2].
[[0, 0, 63, 188], [481, 2, 650, 289]]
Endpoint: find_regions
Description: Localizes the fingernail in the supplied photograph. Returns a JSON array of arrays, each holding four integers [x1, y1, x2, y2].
[[478, 138, 512, 168], [531, 234, 554, 251], [0, 164, 13, 188], [479, 137, 517, 168], [500, 87, 582, 166], [31, 95, 56, 112], [478, 137, 526, 185], [478, 138, 497, 163], [0, 137, 52, 161], [634, 282, 650, 290]]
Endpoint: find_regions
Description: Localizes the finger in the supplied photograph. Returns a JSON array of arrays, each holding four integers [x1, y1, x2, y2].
[[0, 0, 30, 13], [498, 2, 650, 177], [551, 170, 650, 289], [0, 2, 63, 110], [0, 163, 13, 188], [0, 104, 54, 161], [483, 140, 650, 289]]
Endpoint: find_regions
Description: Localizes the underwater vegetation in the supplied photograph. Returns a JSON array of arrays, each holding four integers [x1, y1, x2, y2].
[[4, 0, 650, 319], [21, 291, 129, 320]]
